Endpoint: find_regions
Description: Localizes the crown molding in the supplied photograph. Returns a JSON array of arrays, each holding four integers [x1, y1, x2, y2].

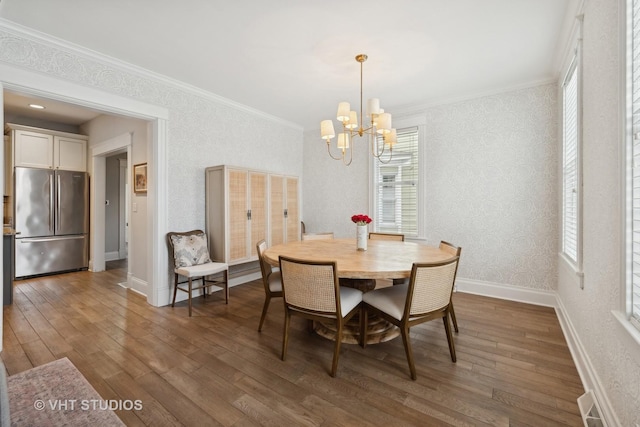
[[0, 18, 303, 131], [391, 77, 558, 120]]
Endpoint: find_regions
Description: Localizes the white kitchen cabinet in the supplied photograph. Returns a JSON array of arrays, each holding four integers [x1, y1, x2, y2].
[[54, 135, 87, 172], [5, 124, 87, 172]]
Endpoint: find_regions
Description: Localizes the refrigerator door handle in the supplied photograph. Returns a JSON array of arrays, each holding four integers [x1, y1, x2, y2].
[[56, 173, 61, 233], [49, 175, 55, 234], [19, 236, 85, 243]]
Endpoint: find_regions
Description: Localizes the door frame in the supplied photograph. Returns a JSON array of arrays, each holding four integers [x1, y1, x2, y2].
[[0, 62, 169, 312], [119, 158, 128, 260], [90, 133, 131, 273]]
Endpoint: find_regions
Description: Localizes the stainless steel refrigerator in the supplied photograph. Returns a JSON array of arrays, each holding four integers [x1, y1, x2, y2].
[[14, 167, 89, 278]]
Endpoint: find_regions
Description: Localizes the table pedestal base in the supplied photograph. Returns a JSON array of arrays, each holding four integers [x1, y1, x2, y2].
[[315, 313, 399, 345]]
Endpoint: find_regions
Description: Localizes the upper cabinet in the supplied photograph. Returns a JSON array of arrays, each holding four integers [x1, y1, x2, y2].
[[54, 135, 87, 172], [5, 124, 87, 172]]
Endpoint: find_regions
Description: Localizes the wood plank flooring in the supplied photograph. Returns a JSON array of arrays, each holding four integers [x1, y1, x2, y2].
[[1, 264, 584, 426]]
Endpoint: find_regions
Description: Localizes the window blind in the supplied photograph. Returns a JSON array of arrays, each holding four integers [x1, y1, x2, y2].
[[373, 127, 419, 236], [630, 0, 640, 324], [562, 61, 579, 264]]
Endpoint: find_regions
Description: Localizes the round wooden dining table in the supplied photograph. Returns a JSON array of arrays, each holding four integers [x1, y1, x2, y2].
[[263, 238, 453, 344], [263, 238, 451, 279]]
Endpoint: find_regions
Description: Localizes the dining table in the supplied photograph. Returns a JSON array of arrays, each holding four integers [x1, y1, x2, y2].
[[263, 238, 453, 344]]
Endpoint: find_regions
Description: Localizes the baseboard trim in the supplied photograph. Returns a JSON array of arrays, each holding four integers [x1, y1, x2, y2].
[[127, 273, 149, 297], [555, 296, 620, 427], [455, 277, 557, 307], [104, 251, 120, 262]]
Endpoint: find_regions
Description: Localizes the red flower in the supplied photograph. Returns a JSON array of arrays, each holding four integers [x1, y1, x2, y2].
[[351, 214, 372, 225]]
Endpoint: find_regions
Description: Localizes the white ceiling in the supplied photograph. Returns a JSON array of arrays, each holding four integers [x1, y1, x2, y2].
[[0, 0, 578, 130]]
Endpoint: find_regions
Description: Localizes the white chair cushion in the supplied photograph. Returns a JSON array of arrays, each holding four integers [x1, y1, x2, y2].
[[339, 286, 363, 317], [175, 261, 228, 278], [171, 233, 212, 267], [362, 283, 408, 321], [268, 270, 282, 293]]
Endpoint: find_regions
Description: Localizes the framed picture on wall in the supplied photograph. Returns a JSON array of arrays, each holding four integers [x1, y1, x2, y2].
[[133, 163, 148, 194]]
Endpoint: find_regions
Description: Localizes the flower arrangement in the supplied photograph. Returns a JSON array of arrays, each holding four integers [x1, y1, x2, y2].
[[351, 214, 372, 226]]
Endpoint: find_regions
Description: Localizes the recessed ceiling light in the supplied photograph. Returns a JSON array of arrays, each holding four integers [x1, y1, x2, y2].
[[28, 104, 45, 109]]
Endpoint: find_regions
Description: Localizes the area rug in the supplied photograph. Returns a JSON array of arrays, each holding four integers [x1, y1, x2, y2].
[[6, 357, 124, 426]]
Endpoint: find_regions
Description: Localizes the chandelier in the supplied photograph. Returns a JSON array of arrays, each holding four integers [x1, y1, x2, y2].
[[320, 54, 396, 166]]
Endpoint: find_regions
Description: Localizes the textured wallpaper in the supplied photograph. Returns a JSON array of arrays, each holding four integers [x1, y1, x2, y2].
[[304, 84, 559, 291], [556, 0, 640, 425], [423, 85, 558, 290], [0, 24, 304, 237]]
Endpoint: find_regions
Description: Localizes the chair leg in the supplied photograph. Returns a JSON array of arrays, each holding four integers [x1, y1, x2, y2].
[[449, 301, 459, 333], [187, 278, 193, 317], [400, 326, 417, 380], [331, 320, 343, 377], [171, 273, 179, 307], [201, 276, 207, 298], [281, 309, 291, 361], [443, 313, 457, 362], [258, 295, 271, 332]]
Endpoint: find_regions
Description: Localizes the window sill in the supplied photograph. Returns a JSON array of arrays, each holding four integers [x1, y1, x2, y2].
[[559, 252, 584, 289], [612, 310, 640, 347]]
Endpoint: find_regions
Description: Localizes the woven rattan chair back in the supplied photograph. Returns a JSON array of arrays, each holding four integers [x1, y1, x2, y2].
[[407, 259, 459, 316], [279, 256, 338, 314], [256, 240, 272, 289], [256, 239, 283, 332], [438, 240, 462, 332], [278, 255, 362, 377]]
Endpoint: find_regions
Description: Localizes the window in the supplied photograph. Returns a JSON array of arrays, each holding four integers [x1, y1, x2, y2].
[[628, 0, 640, 328], [372, 127, 419, 237], [562, 56, 581, 266]]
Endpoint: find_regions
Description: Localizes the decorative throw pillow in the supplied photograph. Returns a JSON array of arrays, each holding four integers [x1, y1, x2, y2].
[[171, 233, 212, 267]]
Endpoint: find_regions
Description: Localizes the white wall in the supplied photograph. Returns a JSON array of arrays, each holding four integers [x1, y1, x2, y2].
[[304, 84, 559, 291], [556, 0, 640, 425]]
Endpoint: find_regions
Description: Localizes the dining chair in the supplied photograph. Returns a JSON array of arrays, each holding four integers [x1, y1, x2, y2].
[[301, 232, 334, 240], [279, 255, 363, 377], [256, 239, 282, 332], [167, 230, 229, 317], [361, 256, 460, 380], [369, 232, 406, 285], [439, 240, 462, 333]]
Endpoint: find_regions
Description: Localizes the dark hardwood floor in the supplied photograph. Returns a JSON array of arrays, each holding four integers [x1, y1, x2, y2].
[[1, 265, 584, 426]]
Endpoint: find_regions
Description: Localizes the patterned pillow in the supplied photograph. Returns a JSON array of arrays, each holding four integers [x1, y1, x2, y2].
[[170, 233, 212, 267]]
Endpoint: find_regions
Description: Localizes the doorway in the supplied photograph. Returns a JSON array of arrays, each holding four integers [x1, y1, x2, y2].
[[0, 72, 169, 312], [104, 151, 128, 270]]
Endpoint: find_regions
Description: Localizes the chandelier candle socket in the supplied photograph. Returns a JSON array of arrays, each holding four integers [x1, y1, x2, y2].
[[351, 214, 372, 251], [321, 54, 396, 166]]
